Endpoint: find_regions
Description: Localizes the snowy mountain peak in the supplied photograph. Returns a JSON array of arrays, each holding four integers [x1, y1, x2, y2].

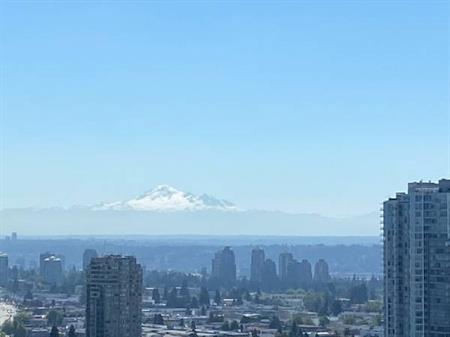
[[143, 184, 179, 196], [93, 185, 237, 212]]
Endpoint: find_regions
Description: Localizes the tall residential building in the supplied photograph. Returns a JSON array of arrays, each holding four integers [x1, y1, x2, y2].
[[41, 255, 63, 285], [314, 259, 331, 283], [83, 249, 98, 270], [286, 258, 312, 288], [299, 259, 313, 285], [40, 252, 65, 275], [86, 255, 142, 337], [250, 247, 265, 283], [261, 258, 279, 290], [40, 252, 53, 275], [383, 179, 450, 337], [278, 252, 293, 282], [211, 246, 237, 285], [0, 253, 8, 286]]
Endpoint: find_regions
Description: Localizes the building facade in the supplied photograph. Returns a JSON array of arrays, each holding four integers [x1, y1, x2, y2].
[[41, 255, 63, 285], [83, 249, 98, 270], [314, 259, 331, 283], [40, 252, 65, 275], [211, 246, 237, 285], [40, 252, 53, 275], [278, 252, 293, 282], [0, 253, 8, 286], [261, 258, 278, 290], [286, 258, 312, 288], [250, 247, 265, 283], [383, 179, 450, 337], [86, 255, 143, 337]]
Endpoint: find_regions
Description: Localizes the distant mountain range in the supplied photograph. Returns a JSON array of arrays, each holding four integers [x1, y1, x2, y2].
[[92, 185, 236, 211], [0, 185, 379, 236]]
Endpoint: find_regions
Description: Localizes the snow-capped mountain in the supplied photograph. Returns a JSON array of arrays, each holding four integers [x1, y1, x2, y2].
[[93, 185, 237, 212], [1, 185, 379, 235]]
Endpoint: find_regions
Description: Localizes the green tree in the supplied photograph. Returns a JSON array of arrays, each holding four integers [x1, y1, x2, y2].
[[372, 315, 382, 326], [303, 292, 324, 313], [230, 320, 239, 331], [199, 287, 210, 306], [289, 321, 298, 337], [342, 315, 356, 325], [269, 316, 282, 330], [49, 325, 59, 337], [349, 283, 368, 304], [214, 290, 221, 305], [200, 306, 206, 316], [46, 310, 63, 326], [152, 288, 161, 304], [153, 314, 164, 325], [254, 293, 260, 304], [319, 316, 330, 326], [365, 300, 382, 313], [221, 321, 230, 331], [190, 296, 199, 308], [330, 300, 342, 316], [68, 325, 76, 337], [167, 287, 178, 307]]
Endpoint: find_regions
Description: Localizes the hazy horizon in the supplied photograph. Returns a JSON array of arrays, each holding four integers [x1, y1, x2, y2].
[[1, 1, 449, 226], [0, 3, 448, 337], [1, 183, 381, 217]]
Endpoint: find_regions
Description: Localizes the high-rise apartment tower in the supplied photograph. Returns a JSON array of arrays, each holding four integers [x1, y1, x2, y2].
[[383, 179, 450, 337], [86, 255, 143, 337], [250, 247, 265, 283], [211, 246, 237, 285]]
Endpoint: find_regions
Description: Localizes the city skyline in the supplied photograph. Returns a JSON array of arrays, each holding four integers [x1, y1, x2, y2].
[[1, 1, 449, 218], [2, 179, 449, 336], [0, 1, 448, 336]]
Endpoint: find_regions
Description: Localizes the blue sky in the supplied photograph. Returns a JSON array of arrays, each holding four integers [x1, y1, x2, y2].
[[1, 1, 449, 216]]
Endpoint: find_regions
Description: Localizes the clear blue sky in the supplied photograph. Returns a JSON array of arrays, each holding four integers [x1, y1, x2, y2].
[[1, 1, 449, 216]]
